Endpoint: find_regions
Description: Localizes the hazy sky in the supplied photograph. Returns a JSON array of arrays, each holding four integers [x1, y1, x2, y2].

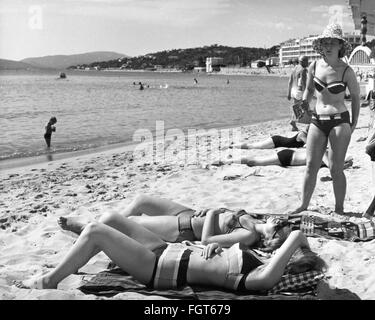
[[0, 0, 357, 60]]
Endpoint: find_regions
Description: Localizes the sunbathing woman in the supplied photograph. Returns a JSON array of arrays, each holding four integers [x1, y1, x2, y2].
[[58, 195, 288, 252], [211, 148, 334, 168], [15, 217, 325, 292], [229, 127, 309, 150]]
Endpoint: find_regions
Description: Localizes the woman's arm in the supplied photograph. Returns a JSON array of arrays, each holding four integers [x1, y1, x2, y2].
[[345, 67, 360, 132], [302, 62, 315, 104], [244, 230, 308, 291], [287, 73, 293, 100]]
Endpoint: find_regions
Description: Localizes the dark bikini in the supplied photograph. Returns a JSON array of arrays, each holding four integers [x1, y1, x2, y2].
[[311, 61, 351, 137], [276, 149, 295, 167]]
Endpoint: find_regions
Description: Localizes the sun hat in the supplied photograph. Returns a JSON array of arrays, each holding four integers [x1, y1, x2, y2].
[[312, 23, 351, 57]]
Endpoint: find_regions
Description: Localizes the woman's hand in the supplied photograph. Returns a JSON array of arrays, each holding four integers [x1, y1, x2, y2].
[[201, 242, 223, 259], [195, 208, 226, 217]]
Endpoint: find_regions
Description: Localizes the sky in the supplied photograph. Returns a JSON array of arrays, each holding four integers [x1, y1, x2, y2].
[[0, 0, 359, 61]]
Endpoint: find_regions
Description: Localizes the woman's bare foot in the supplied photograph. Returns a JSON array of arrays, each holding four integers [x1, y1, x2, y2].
[[57, 216, 87, 235], [287, 207, 307, 216], [13, 275, 56, 290]]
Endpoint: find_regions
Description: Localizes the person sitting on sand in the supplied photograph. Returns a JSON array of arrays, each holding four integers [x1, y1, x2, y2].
[[228, 127, 309, 150], [44, 116, 57, 148], [58, 195, 290, 252], [15, 217, 325, 292]]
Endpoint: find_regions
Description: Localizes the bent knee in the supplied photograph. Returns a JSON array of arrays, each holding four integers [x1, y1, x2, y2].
[[99, 211, 121, 224], [82, 222, 105, 237], [132, 194, 154, 206]]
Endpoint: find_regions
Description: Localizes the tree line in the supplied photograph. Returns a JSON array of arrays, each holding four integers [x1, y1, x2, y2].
[[68, 44, 279, 70]]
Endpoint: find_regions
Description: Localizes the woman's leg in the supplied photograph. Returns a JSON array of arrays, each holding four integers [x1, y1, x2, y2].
[[233, 138, 276, 149], [18, 220, 166, 289], [244, 230, 308, 291], [328, 124, 352, 214], [100, 211, 180, 243], [246, 154, 282, 166], [212, 154, 281, 167], [291, 125, 328, 214], [121, 194, 193, 217]]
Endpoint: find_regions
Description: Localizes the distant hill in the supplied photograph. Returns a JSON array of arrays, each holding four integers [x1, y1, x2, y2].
[[72, 44, 279, 71], [0, 59, 35, 70], [21, 51, 129, 69]]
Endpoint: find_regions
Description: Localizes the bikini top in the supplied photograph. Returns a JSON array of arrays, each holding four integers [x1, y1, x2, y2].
[[313, 61, 349, 94], [226, 210, 257, 234]]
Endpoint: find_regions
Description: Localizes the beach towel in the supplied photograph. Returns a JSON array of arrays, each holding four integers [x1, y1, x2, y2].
[[290, 215, 375, 242], [78, 268, 320, 300], [255, 213, 375, 242], [78, 265, 323, 299]]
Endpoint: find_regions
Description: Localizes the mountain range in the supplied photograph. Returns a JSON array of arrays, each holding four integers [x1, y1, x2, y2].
[[0, 51, 128, 70]]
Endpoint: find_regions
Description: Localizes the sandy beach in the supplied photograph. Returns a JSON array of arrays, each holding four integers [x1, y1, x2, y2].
[[1, 105, 375, 300]]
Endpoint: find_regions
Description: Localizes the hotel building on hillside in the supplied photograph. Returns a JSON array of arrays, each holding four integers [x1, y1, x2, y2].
[[279, 32, 375, 66]]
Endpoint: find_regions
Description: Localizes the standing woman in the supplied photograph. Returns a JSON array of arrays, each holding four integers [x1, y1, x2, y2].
[[291, 23, 360, 215]]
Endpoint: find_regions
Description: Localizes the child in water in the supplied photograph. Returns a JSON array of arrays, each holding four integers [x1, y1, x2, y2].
[[44, 117, 57, 148]]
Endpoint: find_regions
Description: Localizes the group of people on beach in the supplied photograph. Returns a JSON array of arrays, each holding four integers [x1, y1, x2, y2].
[[213, 23, 375, 220], [20, 22, 373, 295]]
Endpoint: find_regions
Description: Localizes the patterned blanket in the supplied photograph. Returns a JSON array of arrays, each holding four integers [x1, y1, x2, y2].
[[78, 267, 320, 300], [289, 215, 375, 241]]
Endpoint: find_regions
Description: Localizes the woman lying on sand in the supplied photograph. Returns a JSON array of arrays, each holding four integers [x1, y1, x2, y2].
[[228, 127, 309, 150], [212, 149, 328, 168], [211, 148, 353, 169], [15, 217, 325, 291], [58, 195, 289, 252]]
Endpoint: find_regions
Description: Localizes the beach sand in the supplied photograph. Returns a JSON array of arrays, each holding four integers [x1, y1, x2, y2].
[[1, 106, 374, 300]]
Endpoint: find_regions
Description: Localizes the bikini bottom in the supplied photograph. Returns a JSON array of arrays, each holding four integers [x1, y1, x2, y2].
[[147, 243, 192, 289], [223, 243, 264, 292], [311, 111, 350, 137], [173, 209, 197, 243], [277, 149, 295, 167]]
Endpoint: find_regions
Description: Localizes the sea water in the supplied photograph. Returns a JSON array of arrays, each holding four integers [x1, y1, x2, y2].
[[0, 69, 290, 162]]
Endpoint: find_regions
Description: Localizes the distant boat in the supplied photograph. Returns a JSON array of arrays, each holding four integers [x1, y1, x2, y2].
[[59, 72, 66, 79]]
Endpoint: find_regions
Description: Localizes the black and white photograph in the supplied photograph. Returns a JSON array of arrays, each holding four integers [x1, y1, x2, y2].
[[1, 0, 375, 304]]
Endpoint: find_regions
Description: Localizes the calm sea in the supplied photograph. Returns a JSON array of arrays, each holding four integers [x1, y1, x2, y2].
[[0, 70, 290, 162]]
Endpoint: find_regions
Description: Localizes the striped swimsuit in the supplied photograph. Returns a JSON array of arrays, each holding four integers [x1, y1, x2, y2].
[[148, 242, 263, 291]]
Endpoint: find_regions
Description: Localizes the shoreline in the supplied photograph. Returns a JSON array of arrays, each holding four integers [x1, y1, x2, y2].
[[0, 116, 290, 172]]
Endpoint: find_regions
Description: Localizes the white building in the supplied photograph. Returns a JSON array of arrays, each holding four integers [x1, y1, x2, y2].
[[206, 57, 224, 73], [279, 32, 375, 66]]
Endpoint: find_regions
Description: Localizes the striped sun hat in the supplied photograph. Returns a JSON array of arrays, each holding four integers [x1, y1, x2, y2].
[[312, 23, 351, 57]]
